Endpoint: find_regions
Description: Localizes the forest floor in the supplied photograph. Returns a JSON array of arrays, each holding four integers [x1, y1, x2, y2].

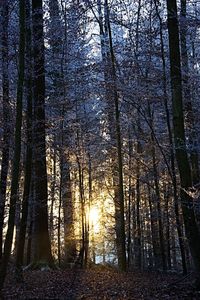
[[2, 268, 200, 299]]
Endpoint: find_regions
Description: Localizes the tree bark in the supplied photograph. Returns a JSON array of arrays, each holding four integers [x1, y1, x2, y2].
[[62, 152, 76, 265], [16, 0, 33, 272], [167, 0, 200, 285], [134, 144, 142, 269], [180, 0, 199, 186], [97, 0, 126, 271], [0, 0, 11, 260], [0, 0, 26, 289], [147, 184, 162, 269], [32, 0, 53, 266], [154, 0, 187, 273]]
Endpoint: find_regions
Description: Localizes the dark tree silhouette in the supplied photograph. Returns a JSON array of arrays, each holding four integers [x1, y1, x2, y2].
[[167, 0, 200, 286], [0, 0, 26, 289], [0, 0, 11, 260], [31, 0, 53, 266]]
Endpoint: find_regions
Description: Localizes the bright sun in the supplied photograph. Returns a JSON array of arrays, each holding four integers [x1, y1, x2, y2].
[[89, 206, 100, 233]]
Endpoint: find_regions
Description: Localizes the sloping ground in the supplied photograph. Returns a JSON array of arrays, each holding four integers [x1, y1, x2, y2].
[[2, 269, 200, 299]]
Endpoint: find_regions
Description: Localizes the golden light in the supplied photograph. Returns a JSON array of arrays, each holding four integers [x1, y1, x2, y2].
[[89, 206, 100, 233]]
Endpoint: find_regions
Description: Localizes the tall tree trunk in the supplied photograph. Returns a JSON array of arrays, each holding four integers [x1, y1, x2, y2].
[[0, 0, 26, 289], [164, 186, 171, 270], [97, 0, 126, 271], [180, 0, 199, 186], [0, 0, 11, 260], [16, 0, 33, 272], [134, 145, 142, 269], [154, 0, 187, 273], [32, 0, 53, 266], [127, 130, 133, 267], [180, 0, 200, 229], [107, 1, 126, 272], [84, 151, 92, 268], [26, 181, 34, 265], [50, 147, 56, 242], [167, 0, 200, 286], [148, 101, 166, 270], [57, 171, 62, 267], [59, 102, 76, 265], [62, 152, 76, 265], [152, 148, 166, 270], [77, 153, 85, 268], [148, 184, 162, 269]]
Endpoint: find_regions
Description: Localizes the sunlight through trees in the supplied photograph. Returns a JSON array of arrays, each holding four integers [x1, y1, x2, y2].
[[0, 0, 200, 292]]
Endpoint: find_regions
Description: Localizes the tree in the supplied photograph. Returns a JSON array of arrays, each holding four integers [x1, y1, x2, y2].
[[96, 0, 126, 271], [0, 0, 11, 259], [0, 0, 26, 289], [31, 0, 53, 266], [180, 0, 199, 187], [166, 0, 200, 286], [16, 0, 33, 273], [153, 0, 187, 274]]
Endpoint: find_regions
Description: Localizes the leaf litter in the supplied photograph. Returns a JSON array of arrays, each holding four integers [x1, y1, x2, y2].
[[2, 269, 200, 299]]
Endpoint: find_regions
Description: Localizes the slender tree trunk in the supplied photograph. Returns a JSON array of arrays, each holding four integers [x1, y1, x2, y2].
[[26, 221, 33, 265], [180, 0, 199, 186], [147, 183, 162, 269], [167, 0, 200, 286], [16, 0, 33, 273], [180, 0, 200, 229], [145, 196, 153, 269], [152, 151, 166, 271], [57, 177, 62, 267], [164, 186, 171, 270], [62, 152, 76, 265], [26, 181, 34, 265], [102, 0, 126, 271], [59, 103, 76, 266], [148, 101, 167, 270], [134, 153, 142, 269], [50, 147, 56, 242], [77, 154, 85, 268], [84, 151, 92, 268], [97, 0, 127, 271], [154, 0, 187, 273], [127, 132, 133, 267], [0, 0, 11, 260], [171, 233, 177, 269], [0, 0, 26, 289], [32, 0, 53, 266]]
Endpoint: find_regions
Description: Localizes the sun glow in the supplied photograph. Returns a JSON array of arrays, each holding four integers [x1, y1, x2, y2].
[[89, 206, 100, 233]]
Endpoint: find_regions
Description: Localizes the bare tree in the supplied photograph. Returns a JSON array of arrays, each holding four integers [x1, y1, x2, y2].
[[167, 0, 200, 286], [31, 0, 53, 267], [0, 0, 26, 289], [0, 0, 11, 260]]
